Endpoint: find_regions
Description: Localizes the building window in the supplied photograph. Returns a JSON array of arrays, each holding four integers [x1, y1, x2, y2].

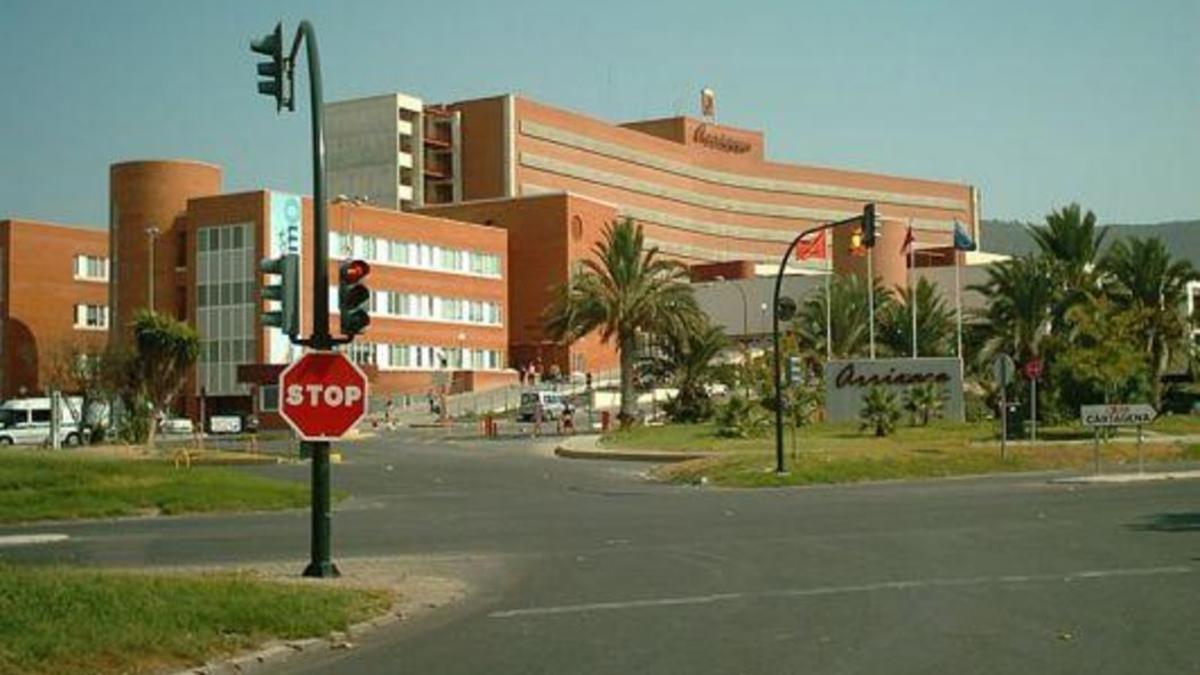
[[259, 384, 279, 412], [73, 304, 109, 330], [196, 222, 255, 396], [74, 254, 109, 282]]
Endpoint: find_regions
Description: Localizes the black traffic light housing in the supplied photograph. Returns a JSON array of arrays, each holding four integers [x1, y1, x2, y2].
[[260, 253, 300, 337], [250, 22, 293, 112], [338, 259, 371, 337], [861, 203, 877, 248]]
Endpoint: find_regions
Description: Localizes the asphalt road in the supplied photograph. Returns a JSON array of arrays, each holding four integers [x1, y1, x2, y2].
[[2, 430, 1197, 675]]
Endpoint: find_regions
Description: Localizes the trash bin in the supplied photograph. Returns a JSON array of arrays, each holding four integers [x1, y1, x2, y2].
[[1003, 403, 1025, 438]]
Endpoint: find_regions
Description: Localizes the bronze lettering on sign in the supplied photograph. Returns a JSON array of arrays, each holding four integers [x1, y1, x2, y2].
[[692, 124, 752, 154], [834, 363, 951, 389]]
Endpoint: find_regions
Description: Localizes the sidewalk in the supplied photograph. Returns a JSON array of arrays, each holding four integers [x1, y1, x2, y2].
[[553, 434, 715, 463]]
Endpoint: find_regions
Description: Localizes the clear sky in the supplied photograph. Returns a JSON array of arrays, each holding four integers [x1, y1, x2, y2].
[[1, 0, 1196, 229]]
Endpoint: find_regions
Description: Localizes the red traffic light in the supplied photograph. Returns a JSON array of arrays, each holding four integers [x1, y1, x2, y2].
[[339, 259, 370, 284]]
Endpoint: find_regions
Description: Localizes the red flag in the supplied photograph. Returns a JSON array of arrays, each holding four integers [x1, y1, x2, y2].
[[795, 230, 827, 261], [900, 225, 914, 256]]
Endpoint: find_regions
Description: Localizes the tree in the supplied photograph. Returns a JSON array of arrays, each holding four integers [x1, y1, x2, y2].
[[545, 219, 700, 425], [646, 321, 728, 423], [1051, 298, 1150, 411], [1028, 203, 1108, 315], [859, 385, 902, 437], [1100, 236, 1199, 408], [792, 274, 894, 359], [134, 310, 200, 449], [879, 277, 956, 357], [903, 382, 945, 426], [969, 255, 1056, 366]]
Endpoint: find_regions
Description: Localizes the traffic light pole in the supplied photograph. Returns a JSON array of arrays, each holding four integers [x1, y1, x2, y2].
[[287, 20, 337, 578], [771, 210, 871, 475]]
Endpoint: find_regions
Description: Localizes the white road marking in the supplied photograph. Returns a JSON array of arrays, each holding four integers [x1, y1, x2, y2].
[[0, 533, 70, 547], [489, 565, 1193, 619]]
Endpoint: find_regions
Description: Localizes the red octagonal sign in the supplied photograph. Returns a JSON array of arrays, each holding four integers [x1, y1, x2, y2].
[[278, 351, 369, 440]]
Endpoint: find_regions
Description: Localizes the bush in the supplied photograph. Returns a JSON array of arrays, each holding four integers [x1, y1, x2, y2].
[[664, 390, 715, 423], [859, 385, 902, 437], [715, 395, 769, 438]]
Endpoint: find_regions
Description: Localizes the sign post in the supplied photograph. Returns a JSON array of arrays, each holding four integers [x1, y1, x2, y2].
[[279, 351, 369, 577], [992, 354, 1015, 460], [1023, 358, 1043, 443], [1080, 404, 1158, 475]]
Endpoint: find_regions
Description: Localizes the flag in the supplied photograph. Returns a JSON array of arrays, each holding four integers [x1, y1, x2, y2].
[[953, 221, 977, 252], [900, 225, 915, 256], [795, 230, 826, 261]]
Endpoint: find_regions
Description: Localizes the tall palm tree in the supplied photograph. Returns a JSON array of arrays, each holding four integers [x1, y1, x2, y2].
[[545, 218, 699, 425], [1100, 236, 1199, 408], [792, 273, 893, 359], [1028, 203, 1108, 321], [968, 255, 1056, 366], [878, 277, 955, 357]]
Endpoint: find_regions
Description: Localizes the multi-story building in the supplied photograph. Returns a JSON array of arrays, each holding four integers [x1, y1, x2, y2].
[[327, 91, 983, 375], [326, 92, 446, 211], [0, 219, 110, 399]]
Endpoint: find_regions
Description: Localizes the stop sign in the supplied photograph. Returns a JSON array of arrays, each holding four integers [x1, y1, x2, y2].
[[278, 351, 369, 440], [1023, 358, 1044, 381]]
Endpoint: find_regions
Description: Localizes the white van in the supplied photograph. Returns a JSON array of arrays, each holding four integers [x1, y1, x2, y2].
[[0, 397, 85, 446], [518, 391, 569, 422]]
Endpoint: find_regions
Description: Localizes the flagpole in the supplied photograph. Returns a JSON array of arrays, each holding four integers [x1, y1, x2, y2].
[[909, 219, 917, 359], [825, 246, 832, 361], [867, 236, 876, 360], [955, 243, 964, 361]]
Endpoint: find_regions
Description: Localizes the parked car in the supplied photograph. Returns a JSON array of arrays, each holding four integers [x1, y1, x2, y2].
[[0, 397, 84, 446], [159, 417, 195, 435], [518, 391, 569, 422]]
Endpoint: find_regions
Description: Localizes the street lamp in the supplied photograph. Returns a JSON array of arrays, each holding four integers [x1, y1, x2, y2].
[[331, 194, 369, 258], [145, 226, 160, 310]]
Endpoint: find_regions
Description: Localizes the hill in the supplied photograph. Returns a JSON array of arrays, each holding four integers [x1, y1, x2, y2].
[[981, 219, 1200, 263]]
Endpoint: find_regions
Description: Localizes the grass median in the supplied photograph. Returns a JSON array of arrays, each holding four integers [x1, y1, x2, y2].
[[602, 421, 1200, 487], [0, 564, 390, 675], [0, 451, 311, 524]]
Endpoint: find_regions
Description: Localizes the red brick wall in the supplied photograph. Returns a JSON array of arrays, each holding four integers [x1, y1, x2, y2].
[[0, 220, 109, 398]]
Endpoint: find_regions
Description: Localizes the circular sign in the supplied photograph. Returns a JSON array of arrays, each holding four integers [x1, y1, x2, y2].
[[1023, 358, 1043, 380], [279, 351, 369, 440], [992, 354, 1016, 384]]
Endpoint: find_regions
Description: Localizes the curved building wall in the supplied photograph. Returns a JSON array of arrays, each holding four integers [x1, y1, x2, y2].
[[109, 160, 221, 337]]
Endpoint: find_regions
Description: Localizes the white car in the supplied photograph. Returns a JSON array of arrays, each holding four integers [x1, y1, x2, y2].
[[518, 391, 569, 421], [159, 417, 195, 435]]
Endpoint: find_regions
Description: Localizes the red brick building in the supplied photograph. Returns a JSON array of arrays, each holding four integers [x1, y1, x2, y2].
[[0, 219, 110, 399]]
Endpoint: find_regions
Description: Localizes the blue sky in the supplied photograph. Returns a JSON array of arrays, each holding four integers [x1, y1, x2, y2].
[[1, 0, 1196, 228]]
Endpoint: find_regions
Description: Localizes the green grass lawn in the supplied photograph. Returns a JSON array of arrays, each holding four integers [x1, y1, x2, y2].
[[602, 420, 1200, 487], [0, 564, 390, 675], [0, 451, 311, 523]]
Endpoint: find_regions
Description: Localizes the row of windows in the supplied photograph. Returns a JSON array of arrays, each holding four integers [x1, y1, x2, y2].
[[339, 342, 504, 371], [330, 232, 501, 278], [375, 292, 502, 326], [73, 255, 109, 282], [198, 280, 254, 308], [197, 225, 247, 253]]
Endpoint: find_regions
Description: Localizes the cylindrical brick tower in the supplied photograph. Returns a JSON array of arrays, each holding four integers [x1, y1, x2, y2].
[[109, 160, 222, 339], [831, 217, 908, 293]]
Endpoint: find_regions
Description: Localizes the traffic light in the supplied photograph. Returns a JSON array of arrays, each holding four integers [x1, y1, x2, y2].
[[338, 259, 371, 337], [250, 22, 292, 111], [261, 253, 300, 337], [861, 203, 877, 248]]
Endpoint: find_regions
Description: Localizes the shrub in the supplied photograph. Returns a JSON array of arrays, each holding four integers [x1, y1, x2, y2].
[[859, 385, 902, 437], [715, 395, 769, 438]]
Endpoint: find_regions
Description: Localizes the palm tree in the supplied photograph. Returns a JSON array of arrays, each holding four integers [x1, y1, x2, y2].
[[879, 277, 955, 357], [134, 310, 200, 449], [968, 255, 1056, 366], [903, 382, 945, 426], [645, 321, 728, 422], [1100, 236, 1199, 408], [792, 274, 894, 359], [1028, 203, 1108, 320], [545, 218, 700, 425], [859, 385, 902, 437]]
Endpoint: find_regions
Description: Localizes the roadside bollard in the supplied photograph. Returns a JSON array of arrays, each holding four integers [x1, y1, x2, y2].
[[601, 410, 611, 432]]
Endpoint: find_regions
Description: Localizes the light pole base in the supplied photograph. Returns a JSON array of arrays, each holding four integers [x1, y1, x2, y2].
[[302, 560, 341, 578]]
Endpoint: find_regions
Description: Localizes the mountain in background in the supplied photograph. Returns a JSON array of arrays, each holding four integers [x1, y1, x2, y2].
[[980, 219, 1200, 263]]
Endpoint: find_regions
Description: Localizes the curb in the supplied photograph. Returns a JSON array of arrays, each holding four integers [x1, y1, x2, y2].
[[554, 445, 713, 463], [1049, 469, 1200, 485], [164, 607, 408, 675]]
